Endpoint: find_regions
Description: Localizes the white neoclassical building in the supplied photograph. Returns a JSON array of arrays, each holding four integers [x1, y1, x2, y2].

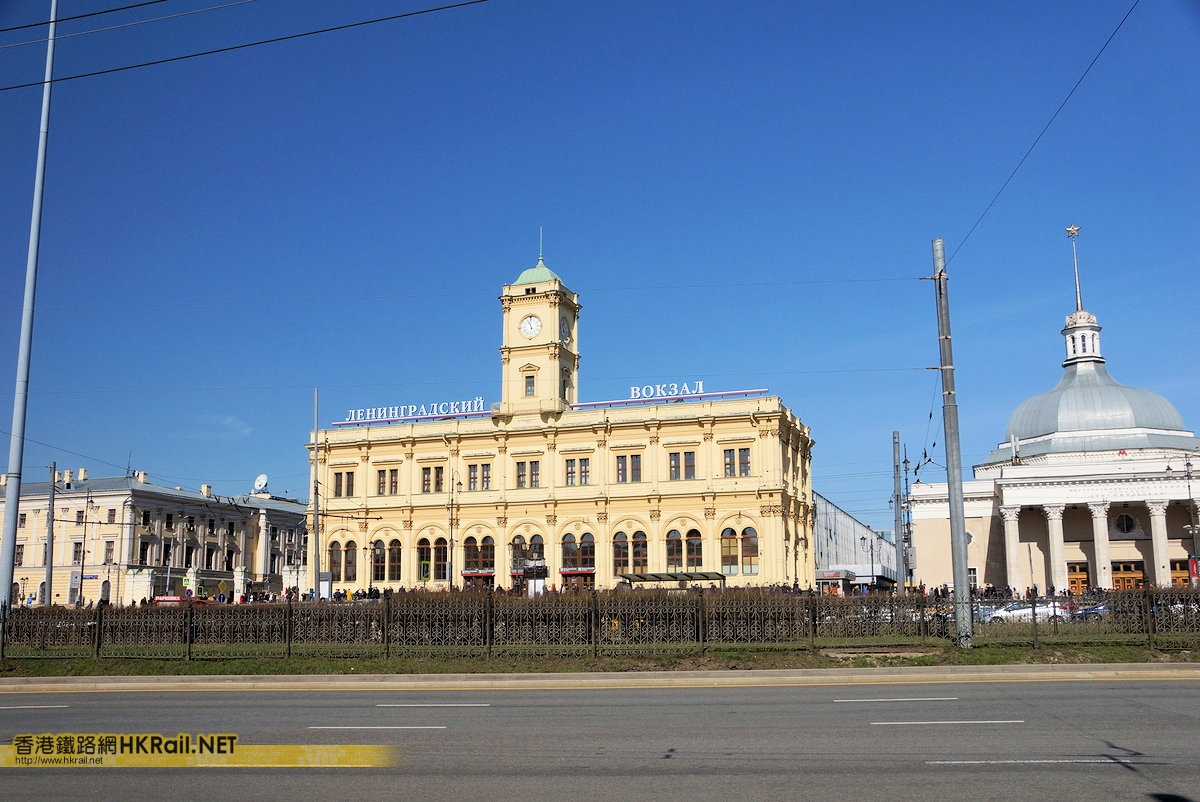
[[910, 267, 1199, 593]]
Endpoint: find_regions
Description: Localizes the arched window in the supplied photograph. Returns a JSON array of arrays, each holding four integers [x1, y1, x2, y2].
[[388, 539, 402, 581], [721, 527, 738, 575], [741, 527, 759, 575], [562, 534, 579, 569], [464, 537, 480, 572], [530, 535, 544, 560], [613, 532, 629, 573], [434, 537, 448, 581], [686, 529, 702, 569], [632, 531, 648, 571], [344, 540, 357, 582], [372, 540, 385, 583], [580, 533, 595, 569], [328, 543, 342, 582], [480, 537, 495, 571], [417, 538, 431, 581], [666, 529, 683, 571], [511, 535, 527, 573]]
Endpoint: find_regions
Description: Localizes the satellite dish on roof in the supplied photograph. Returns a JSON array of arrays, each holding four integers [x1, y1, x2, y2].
[[253, 473, 269, 492]]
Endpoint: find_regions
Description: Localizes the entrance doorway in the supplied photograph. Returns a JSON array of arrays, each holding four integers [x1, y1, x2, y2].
[[1111, 561, 1145, 590], [1067, 562, 1090, 594]]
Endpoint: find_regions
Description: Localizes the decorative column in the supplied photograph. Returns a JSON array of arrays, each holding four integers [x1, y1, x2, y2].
[[1000, 505, 1022, 593], [1088, 502, 1112, 589], [1042, 505, 1067, 594], [1146, 500, 1170, 586]]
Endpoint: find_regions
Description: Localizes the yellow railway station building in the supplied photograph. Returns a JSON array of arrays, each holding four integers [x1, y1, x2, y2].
[[308, 258, 815, 595]]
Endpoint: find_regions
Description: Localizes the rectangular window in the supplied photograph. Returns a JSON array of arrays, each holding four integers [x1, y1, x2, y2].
[[565, 459, 576, 486], [107, 508, 117, 524], [630, 454, 641, 483], [579, 458, 590, 486], [530, 460, 540, 488], [345, 471, 355, 496], [17, 513, 26, 529], [72, 542, 83, 565], [724, 449, 735, 478], [739, 448, 751, 477], [14, 545, 22, 567], [142, 510, 152, 528], [684, 451, 696, 480], [469, 464, 478, 491], [104, 541, 114, 564], [422, 467, 432, 494], [139, 541, 151, 566], [377, 469, 387, 495], [524, 375, 535, 397], [669, 452, 680, 481], [616, 455, 627, 483], [334, 472, 343, 497], [434, 466, 444, 493], [165, 513, 174, 531], [76, 510, 85, 526], [389, 468, 399, 494], [481, 464, 491, 490], [207, 518, 215, 535], [516, 461, 527, 488]]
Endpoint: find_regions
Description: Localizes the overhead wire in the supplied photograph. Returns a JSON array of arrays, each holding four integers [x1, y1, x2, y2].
[[0, 0, 492, 94]]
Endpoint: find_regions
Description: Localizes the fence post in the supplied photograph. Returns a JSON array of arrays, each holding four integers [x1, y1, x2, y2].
[[485, 588, 494, 660], [1, 602, 7, 660], [807, 592, 816, 650], [1030, 595, 1039, 649], [384, 594, 392, 660], [93, 603, 103, 659], [185, 603, 194, 662], [1144, 588, 1155, 651], [285, 596, 293, 660], [697, 590, 707, 654]]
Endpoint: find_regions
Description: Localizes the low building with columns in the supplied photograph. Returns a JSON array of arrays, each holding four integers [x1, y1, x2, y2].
[[909, 277, 1199, 593], [308, 258, 816, 596], [0, 469, 307, 606]]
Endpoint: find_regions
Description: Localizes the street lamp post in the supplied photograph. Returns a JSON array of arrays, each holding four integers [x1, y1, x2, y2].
[[447, 477, 462, 589], [1185, 455, 1199, 587], [859, 533, 877, 594]]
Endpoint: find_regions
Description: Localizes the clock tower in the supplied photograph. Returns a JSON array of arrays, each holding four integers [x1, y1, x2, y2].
[[496, 256, 581, 419]]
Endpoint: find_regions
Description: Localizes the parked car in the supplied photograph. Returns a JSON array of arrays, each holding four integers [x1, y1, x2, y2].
[[987, 600, 1077, 624], [1071, 602, 1109, 622]]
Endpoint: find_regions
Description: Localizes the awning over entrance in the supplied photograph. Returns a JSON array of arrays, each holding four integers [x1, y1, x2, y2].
[[616, 571, 727, 587]]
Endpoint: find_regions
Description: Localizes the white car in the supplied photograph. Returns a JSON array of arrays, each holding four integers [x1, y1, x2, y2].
[[987, 600, 1076, 624]]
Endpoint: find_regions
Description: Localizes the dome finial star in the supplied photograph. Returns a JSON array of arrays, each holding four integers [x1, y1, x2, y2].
[[1065, 224, 1080, 239]]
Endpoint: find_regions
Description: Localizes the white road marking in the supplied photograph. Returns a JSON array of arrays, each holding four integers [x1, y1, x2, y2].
[[872, 720, 1024, 726], [834, 697, 957, 703], [927, 759, 1131, 765], [376, 703, 491, 707], [309, 726, 447, 730], [0, 704, 70, 710]]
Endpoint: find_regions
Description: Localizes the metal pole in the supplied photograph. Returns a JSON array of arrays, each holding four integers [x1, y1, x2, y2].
[[932, 238, 973, 647], [310, 388, 321, 599], [893, 432, 905, 596], [0, 0, 58, 610], [44, 462, 55, 605]]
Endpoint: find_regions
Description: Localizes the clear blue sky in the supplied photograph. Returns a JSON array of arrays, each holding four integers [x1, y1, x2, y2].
[[0, 1, 1196, 532]]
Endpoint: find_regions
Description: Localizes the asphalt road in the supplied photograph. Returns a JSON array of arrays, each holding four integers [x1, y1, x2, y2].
[[1, 671, 1198, 801]]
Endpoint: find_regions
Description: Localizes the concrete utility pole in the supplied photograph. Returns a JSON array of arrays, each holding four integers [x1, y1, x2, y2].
[[932, 238, 973, 647], [893, 432, 905, 596], [0, 0, 59, 610]]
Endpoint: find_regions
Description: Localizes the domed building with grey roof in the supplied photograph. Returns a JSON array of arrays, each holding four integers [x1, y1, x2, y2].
[[910, 241, 1199, 593]]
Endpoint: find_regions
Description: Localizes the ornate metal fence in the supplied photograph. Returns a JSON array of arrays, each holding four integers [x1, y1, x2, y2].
[[2, 588, 1198, 661]]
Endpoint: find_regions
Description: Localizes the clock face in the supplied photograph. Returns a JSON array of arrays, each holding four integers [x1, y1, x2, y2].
[[560, 318, 571, 342], [519, 315, 541, 338]]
